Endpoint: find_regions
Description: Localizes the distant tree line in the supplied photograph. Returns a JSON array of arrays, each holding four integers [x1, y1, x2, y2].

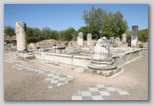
[[4, 26, 81, 43], [4, 6, 148, 43]]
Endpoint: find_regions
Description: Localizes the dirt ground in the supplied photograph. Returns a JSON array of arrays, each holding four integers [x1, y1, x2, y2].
[[4, 52, 148, 100]]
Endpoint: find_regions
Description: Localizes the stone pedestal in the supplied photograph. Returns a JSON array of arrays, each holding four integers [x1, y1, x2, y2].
[[131, 26, 138, 47], [87, 37, 118, 77], [77, 32, 83, 46], [87, 33, 92, 46], [16, 22, 27, 52]]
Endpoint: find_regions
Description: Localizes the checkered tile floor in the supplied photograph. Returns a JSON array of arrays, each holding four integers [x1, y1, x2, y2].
[[72, 84, 129, 100], [11, 62, 74, 89]]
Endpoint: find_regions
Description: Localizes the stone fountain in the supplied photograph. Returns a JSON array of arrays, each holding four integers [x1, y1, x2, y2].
[[87, 37, 121, 77]]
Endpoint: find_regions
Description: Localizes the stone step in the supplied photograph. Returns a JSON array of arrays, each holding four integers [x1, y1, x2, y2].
[[88, 63, 117, 70], [91, 60, 113, 65], [84, 67, 121, 77]]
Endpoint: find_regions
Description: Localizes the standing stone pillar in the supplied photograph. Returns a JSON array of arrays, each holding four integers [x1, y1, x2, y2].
[[131, 26, 138, 47], [16, 22, 27, 52], [87, 33, 92, 46], [77, 32, 83, 46], [122, 33, 127, 44], [113, 37, 120, 47], [110, 37, 114, 44]]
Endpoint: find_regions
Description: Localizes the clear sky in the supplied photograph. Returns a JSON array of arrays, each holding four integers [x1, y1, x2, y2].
[[4, 4, 148, 31]]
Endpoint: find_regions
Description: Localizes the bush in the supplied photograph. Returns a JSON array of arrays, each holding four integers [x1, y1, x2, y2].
[[138, 29, 148, 42]]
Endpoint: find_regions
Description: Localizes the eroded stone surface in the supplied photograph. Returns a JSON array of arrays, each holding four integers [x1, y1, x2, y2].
[[131, 26, 138, 47], [88, 37, 117, 72], [87, 33, 92, 46], [16, 22, 27, 52], [122, 34, 127, 44], [77, 32, 84, 46]]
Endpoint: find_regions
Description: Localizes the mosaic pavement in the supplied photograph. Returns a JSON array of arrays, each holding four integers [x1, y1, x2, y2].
[[72, 84, 129, 100], [5, 59, 130, 100], [4, 59, 74, 89]]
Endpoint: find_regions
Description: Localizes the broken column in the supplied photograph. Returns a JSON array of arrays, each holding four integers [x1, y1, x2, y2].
[[110, 37, 114, 44], [16, 22, 27, 52], [87, 37, 120, 77], [113, 37, 120, 47], [87, 33, 92, 46], [131, 26, 138, 47], [122, 33, 127, 44], [77, 32, 83, 46]]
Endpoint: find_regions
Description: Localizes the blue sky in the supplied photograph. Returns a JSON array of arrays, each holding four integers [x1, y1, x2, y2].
[[4, 4, 148, 31]]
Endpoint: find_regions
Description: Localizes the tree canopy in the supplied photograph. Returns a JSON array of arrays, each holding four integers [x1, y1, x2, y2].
[[83, 6, 128, 39]]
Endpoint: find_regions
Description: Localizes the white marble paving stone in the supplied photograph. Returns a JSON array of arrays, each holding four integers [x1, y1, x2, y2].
[[53, 76, 60, 79], [71, 84, 130, 100], [81, 91, 92, 96], [48, 73, 55, 77], [38, 71, 44, 73], [100, 91, 111, 96], [44, 78, 52, 81], [57, 83, 65, 86], [92, 96, 104, 100], [50, 80, 58, 83], [54, 72, 61, 75], [65, 81, 68, 84], [106, 87, 117, 92], [96, 84, 105, 88], [89, 88, 99, 92], [67, 75, 74, 79], [59, 77, 67, 81], [72, 96, 82, 100], [116, 88, 123, 91], [48, 86, 53, 89], [50, 71, 56, 73], [118, 91, 129, 95]]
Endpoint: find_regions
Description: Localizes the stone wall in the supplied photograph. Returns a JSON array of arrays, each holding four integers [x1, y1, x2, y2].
[[35, 48, 142, 68]]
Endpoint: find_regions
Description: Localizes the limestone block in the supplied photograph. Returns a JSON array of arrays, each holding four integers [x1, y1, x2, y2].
[[16, 22, 27, 52]]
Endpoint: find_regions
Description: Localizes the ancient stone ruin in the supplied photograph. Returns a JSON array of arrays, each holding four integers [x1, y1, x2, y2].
[[13, 22, 143, 77], [77, 32, 83, 46], [88, 37, 118, 77], [16, 22, 27, 52], [113, 37, 120, 47], [15, 22, 35, 59], [131, 26, 138, 47], [87, 33, 92, 46], [122, 33, 127, 44], [110, 37, 114, 44]]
